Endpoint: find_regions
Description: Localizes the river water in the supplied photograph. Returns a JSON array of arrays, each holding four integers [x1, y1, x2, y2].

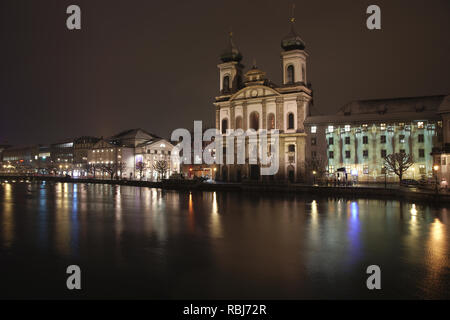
[[0, 181, 448, 299]]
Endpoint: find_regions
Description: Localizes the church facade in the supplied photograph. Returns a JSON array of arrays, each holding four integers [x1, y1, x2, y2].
[[213, 20, 313, 182]]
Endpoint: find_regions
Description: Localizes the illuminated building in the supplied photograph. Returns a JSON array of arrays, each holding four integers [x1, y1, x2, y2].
[[213, 17, 313, 182], [304, 95, 450, 183]]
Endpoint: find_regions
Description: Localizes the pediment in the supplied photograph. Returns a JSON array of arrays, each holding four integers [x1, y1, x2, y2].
[[229, 85, 280, 102]]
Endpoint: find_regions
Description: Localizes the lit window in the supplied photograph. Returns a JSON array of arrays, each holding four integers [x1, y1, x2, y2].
[[345, 125, 351, 132], [328, 125, 334, 133], [419, 165, 426, 174], [380, 123, 386, 130], [311, 126, 317, 133], [418, 121, 424, 129]]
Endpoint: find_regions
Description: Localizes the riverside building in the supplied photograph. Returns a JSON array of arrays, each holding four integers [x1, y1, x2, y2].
[[304, 95, 450, 183], [213, 17, 313, 182]]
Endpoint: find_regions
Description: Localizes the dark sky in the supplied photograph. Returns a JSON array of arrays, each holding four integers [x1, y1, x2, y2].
[[1, 0, 449, 145]]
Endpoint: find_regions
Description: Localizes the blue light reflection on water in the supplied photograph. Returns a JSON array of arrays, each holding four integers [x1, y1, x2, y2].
[[0, 181, 449, 299], [347, 201, 362, 265]]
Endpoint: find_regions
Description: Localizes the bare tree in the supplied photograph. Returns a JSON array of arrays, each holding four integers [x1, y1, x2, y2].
[[304, 155, 328, 183], [384, 152, 413, 184], [100, 162, 126, 180], [88, 163, 99, 178], [153, 160, 169, 181], [115, 162, 126, 180], [136, 161, 146, 180]]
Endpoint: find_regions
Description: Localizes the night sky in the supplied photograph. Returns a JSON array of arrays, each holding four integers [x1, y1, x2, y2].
[[1, 0, 449, 145]]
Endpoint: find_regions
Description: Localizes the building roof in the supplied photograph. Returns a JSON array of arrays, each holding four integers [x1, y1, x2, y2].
[[109, 128, 161, 147], [305, 94, 449, 125], [281, 20, 306, 51], [437, 95, 450, 113], [220, 32, 243, 63]]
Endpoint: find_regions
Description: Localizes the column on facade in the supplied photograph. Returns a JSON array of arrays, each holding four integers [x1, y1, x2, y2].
[[277, 136, 285, 180], [215, 107, 220, 131], [296, 96, 307, 132], [296, 135, 307, 182], [276, 98, 284, 132], [243, 102, 248, 131], [230, 104, 235, 130], [262, 100, 267, 130]]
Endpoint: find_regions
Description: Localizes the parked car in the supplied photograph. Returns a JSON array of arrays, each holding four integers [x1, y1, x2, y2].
[[401, 179, 419, 187]]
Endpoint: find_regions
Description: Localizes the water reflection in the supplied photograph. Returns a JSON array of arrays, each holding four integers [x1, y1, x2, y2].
[[1, 183, 14, 248], [0, 182, 449, 299], [210, 192, 222, 238], [347, 201, 362, 265]]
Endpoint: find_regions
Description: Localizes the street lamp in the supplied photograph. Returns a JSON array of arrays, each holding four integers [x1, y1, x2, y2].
[[312, 170, 317, 185], [433, 165, 440, 194]]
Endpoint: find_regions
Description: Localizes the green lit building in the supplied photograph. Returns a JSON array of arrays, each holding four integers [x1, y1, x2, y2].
[[304, 95, 450, 183]]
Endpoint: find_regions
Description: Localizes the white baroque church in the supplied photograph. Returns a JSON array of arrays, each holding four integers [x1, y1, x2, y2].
[[213, 18, 313, 182]]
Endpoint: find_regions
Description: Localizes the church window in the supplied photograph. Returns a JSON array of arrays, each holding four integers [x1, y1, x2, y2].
[[221, 118, 228, 134], [288, 145, 295, 152], [267, 113, 275, 130], [223, 75, 230, 92], [249, 111, 259, 131], [287, 65, 294, 84], [287, 113, 295, 129]]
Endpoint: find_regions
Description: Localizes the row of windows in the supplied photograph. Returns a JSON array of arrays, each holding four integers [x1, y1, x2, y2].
[[221, 113, 295, 133], [317, 122, 428, 134], [328, 165, 428, 175], [322, 134, 425, 146], [145, 150, 170, 155], [328, 149, 427, 159], [93, 149, 121, 153]]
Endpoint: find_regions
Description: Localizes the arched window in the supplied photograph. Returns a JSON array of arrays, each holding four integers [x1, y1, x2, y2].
[[267, 113, 275, 130], [223, 75, 230, 92], [287, 113, 295, 130], [221, 118, 228, 134], [249, 111, 260, 131], [287, 65, 294, 84], [235, 116, 243, 129]]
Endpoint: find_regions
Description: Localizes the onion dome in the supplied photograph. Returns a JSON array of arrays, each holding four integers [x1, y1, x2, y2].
[[281, 18, 306, 51], [220, 32, 243, 63]]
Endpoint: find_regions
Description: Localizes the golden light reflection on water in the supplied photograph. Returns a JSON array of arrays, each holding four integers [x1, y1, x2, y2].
[[1, 183, 14, 247], [210, 192, 223, 238], [425, 219, 448, 281], [54, 183, 71, 256]]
